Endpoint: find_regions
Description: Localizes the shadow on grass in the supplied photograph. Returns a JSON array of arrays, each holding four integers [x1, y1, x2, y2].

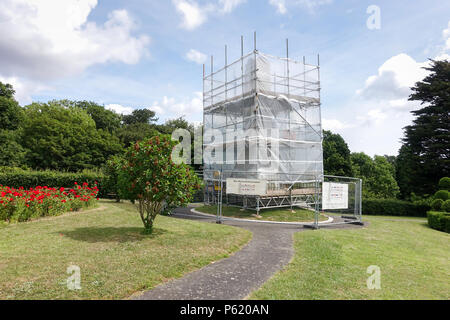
[[58, 227, 168, 243]]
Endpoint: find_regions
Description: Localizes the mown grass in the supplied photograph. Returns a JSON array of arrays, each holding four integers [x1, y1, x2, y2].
[[251, 215, 450, 300], [196, 205, 328, 222], [0, 200, 251, 299]]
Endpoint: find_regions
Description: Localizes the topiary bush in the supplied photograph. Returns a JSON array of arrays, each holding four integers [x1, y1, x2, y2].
[[434, 190, 449, 201], [431, 198, 444, 211], [442, 200, 450, 212], [438, 177, 450, 191], [427, 211, 450, 233]]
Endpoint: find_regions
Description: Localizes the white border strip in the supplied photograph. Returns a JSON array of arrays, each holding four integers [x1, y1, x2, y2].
[[189, 208, 333, 226]]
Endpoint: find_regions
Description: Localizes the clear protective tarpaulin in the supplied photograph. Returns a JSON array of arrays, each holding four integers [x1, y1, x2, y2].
[[203, 50, 323, 194]]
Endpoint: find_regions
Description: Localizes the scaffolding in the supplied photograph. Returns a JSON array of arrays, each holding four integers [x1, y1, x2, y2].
[[203, 34, 322, 213]]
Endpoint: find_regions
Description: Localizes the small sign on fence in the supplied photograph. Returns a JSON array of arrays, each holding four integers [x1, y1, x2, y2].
[[322, 182, 349, 210], [226, 178, 267, 196]]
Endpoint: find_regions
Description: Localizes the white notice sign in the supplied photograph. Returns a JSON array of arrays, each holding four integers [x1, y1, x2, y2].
[[322, 182, 348, 210], [226, 179, 267, 196]]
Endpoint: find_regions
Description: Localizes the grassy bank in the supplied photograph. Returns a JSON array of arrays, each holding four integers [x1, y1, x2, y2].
[[0, 200, 251, 299], [251, 215, 450, 299], [196, 205, 328, 222]]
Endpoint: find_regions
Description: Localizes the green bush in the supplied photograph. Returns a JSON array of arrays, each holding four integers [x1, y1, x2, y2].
[[427, 211, 450, 233], [362, 198, 430, 217], [442, 200, 450, 212], [0, 167, 112, 198], [434, 190, 449, 201], [431, 198, 444, 211], [438, 177, 450, 190]]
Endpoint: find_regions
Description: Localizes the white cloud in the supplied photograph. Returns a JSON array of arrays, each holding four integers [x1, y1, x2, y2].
[[322, 118, 351, 131], [269, 0, 332, 14], [344, 54, 432, 155], [297, 0, 333, 11], [151, 92, 203, 122], [0, 76, 50, 105], [269, 0, 287, 14], [172, 0, 245, 30], [172, 0, 208, 30], [326, 20, 450, 156], [0, 0, 150, 103], [106, 104, 134, 115], [219, 0, 247, 13], [443, 21, 450, 50], [186, 49, 208, 64], [357, 53, 430, 102]]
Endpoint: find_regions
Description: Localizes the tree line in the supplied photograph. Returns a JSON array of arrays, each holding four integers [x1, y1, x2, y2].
[[0, 82, 191, 172]]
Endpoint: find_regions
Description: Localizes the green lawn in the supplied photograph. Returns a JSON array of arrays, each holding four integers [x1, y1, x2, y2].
[[250, 215, 450, 300], [195, 205, 328, 222], [0, 200, 251, 299]]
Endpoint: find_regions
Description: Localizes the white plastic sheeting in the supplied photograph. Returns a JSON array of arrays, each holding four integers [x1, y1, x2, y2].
[[203, 50, 322, 186]]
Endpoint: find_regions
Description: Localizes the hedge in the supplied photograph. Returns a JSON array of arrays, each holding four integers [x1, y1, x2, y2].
[[427, 211, 450, 233], [443, 200, 450, 212], [434, 190, 449, 201], [431, 198, 444, 211], [362, 198, 430, 217], [438, 177, 450, 190], [0, 168, 112, 198]]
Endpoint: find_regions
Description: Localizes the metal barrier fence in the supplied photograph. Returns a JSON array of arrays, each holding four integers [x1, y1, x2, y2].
[[196, 170, 362, 228]]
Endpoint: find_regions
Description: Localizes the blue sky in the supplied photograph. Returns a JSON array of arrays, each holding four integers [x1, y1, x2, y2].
[[1, 0, 449, 156]]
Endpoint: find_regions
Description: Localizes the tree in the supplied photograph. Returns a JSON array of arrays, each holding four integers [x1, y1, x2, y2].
[[74, 101, 122, 133], [322, 130, 353, 176], [21, 100, 123, 171], [397, 59, 450, 197], [0, 82, 15, 99], [0, 82, 22, 130], [157, 117, 193, 134], [122, 109, 158, 125], [117, 135, 201, 233], [117, 122, 159, 147], [0, 130, 27, 167], [351, 152, 399, 198]]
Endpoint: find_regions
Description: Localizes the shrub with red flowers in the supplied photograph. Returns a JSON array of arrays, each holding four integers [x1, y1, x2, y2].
[[0, 182, 99, 222], [117, 135, 201, 233]]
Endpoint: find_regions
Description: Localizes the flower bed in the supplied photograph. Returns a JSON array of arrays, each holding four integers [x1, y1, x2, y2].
[[0, 182, 99, 222]]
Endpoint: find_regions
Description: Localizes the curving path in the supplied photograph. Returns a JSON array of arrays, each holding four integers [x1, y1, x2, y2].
[[134, 206, 363, 300]]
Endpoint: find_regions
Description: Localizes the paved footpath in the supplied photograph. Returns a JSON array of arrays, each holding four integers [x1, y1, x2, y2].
[[134, 207, 363, 300]]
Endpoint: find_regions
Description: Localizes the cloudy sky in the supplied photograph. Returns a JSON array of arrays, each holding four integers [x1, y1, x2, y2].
[[1, 0, 449, 156]]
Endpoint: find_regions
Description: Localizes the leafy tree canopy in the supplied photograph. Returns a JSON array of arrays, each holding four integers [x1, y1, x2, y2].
[[0, 82, 15, 99], [323, 130, 353, 177], [21, 100, 123, 171], [0, 82, 22, 131], [157, 117, 194, 134], [73, 100, 122, 133], [0, 130, 27, 168], [351, 152, 400, 199], [117, 122, 159, 147], [122, 108, 158, 125]]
